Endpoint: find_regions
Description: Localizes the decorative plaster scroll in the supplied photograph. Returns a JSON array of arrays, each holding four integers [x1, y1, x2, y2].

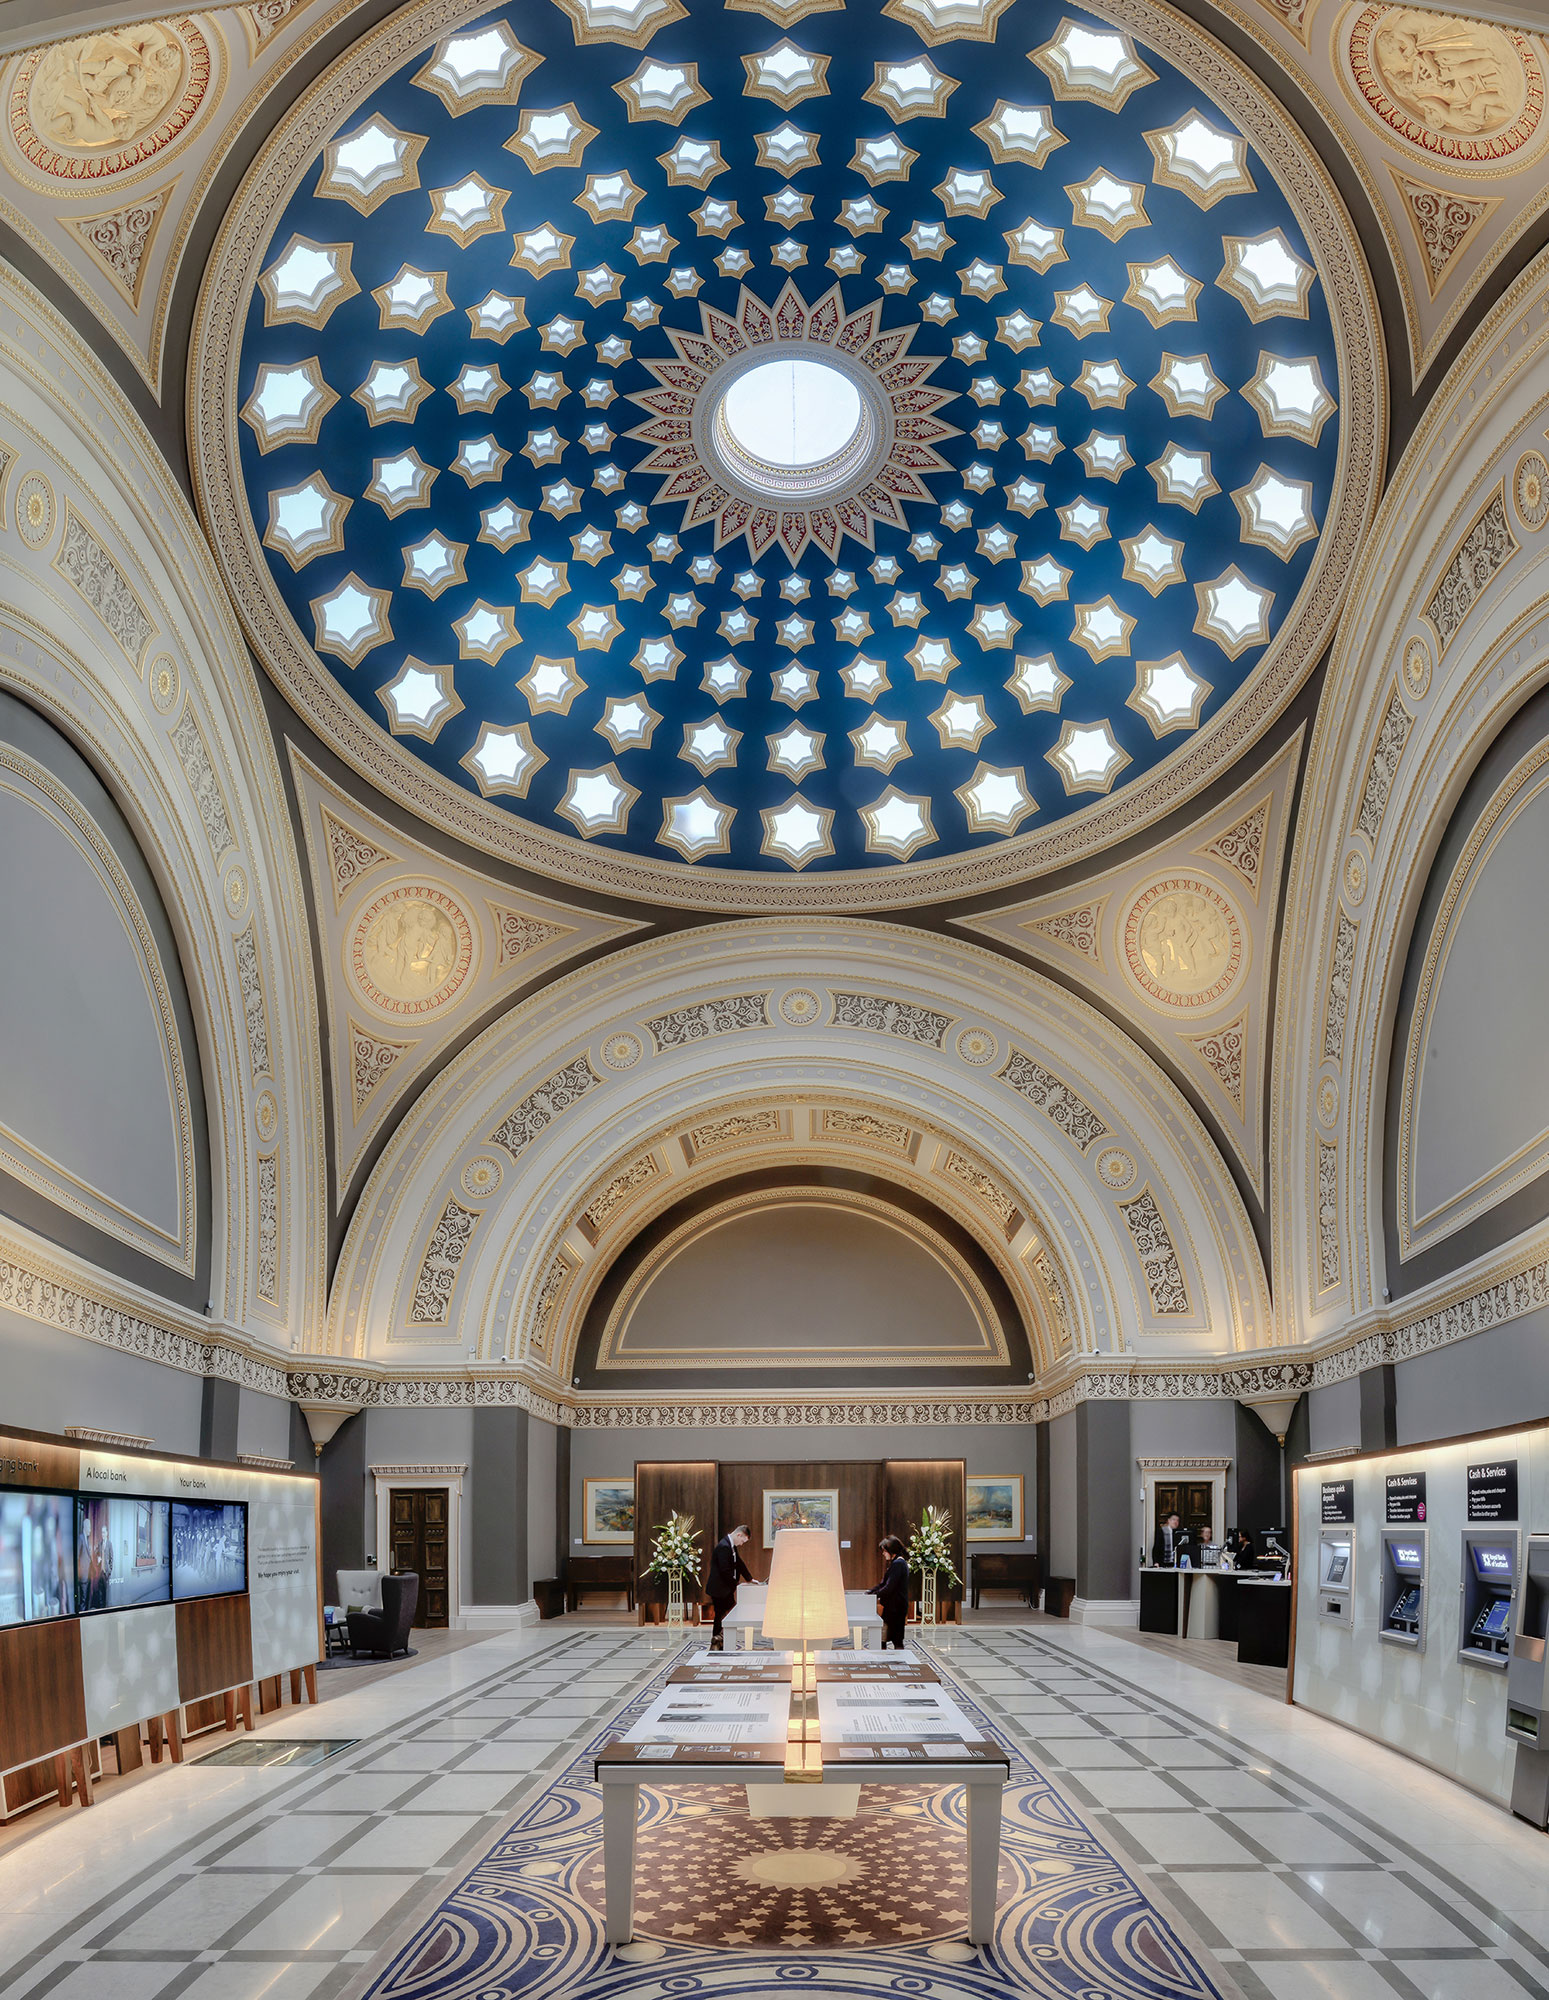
[[64, 188, 172, 311], [169, 702, 236, 863], [1029, 1245, 1072, 1350], [582, 1155, 661, 1236], [1119, 1186, 1190, 1315], [492, 903, 573, 967], [349, 1017, 413, 1117], [1185, 1011, 1248, 1117], [490, 1053, 601, 1160], [685, 1109, 786, 1157], [645, 992, 769, 1050], [1022, 900, 1106, 963], [1317, 1138, 1340, 1291], [408, 1198, 480, 1326], [830, 990, 953, 1046], [942, 1149, 1021, 1234], [1354, 684, 1413, 844], [1389, 171, 1496, 298], [1198, 799, 1269, 901], [240, 0, 309, 55], [54, 510, 154, 668], [998, 1049, 1109, 1152], [819, 1108, 913, 1153], [1322, 910, 1357, 1062], [525, 1249, 578, 1363], [321, 806, 390, 909], [232, 922, 272, 1082], [1424, 489, 1517, 654], [256, 1153, 279, 1306]]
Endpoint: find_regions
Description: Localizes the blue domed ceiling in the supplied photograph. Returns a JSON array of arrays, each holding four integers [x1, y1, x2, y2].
[[228, 0, 1349, 884]]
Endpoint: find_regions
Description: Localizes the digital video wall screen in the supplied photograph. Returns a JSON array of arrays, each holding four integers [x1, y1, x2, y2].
[[76, 1495, 171, 1613], [170, 1499, 247, 1601], [0, 1489, 75, 1627]]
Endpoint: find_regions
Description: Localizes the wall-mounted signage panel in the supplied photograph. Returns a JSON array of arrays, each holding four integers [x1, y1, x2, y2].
[[1466, 1461, 1518, 1523], [1385, 1472, 1427, 1523]]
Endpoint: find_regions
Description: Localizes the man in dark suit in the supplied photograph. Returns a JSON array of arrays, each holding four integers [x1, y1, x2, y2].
[[706, 1524, 754, 1649], [872, 1535, 909, 1648], [1152, 1512, 1193, 1568]]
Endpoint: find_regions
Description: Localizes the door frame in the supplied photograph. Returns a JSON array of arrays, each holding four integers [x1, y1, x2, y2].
[[369, 1462, 466, 1628], [1137, 1457, 1230, 1558]]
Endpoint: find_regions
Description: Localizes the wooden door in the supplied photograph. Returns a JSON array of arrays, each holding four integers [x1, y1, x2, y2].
[[1155, 1480, 1215, 1547], [389, 1488, 449, 1627]]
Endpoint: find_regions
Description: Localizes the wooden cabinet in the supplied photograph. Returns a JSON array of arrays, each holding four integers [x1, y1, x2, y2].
[[389, 1487, 449, 1627]]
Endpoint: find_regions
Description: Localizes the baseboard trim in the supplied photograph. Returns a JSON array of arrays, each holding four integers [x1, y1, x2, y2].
[[457, 1600, 540, 1631], [1070, 1596, 1139, 1627]]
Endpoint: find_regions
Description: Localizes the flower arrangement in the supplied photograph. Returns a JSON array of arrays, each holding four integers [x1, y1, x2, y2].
[[907, 1504, 962, 1587], [642, 1511, 702, 1583]]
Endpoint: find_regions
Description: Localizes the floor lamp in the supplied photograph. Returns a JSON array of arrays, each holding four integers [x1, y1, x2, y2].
[[762, 1527, 849, 1782]]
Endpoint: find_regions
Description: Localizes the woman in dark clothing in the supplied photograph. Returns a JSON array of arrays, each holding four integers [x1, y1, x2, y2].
[[872, 1535, 909, 1648]]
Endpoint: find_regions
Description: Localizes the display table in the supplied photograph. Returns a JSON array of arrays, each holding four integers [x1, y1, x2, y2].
[[594, 1649, 1010, 1945], [1235, 1578, 1292, 1667], [720, 1583, 883, 1649]]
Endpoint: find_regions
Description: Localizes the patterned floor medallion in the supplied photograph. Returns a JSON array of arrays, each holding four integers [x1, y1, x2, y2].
[[366, 1654, 1224, 2000]]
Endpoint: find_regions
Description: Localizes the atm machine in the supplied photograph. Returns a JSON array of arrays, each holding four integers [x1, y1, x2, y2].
[[1458, 1529, 1516, 1670], [1507, 1534, 1549, 1825], [1316, 1529, 1354, 1626], [1379, 1528, 1427, 1649]]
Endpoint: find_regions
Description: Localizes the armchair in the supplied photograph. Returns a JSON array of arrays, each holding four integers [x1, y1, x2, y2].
[[346, 1572, 419, 1658]]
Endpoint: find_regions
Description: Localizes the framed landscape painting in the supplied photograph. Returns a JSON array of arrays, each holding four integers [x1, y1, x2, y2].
[[762, 1488, 839, 1542], [583, 1477, 635, 1545], [966, 1475, 1024, 1542]]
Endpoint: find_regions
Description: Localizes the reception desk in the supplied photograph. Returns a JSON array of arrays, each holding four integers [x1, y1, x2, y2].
[[1138, 1568, 1291, 1667]]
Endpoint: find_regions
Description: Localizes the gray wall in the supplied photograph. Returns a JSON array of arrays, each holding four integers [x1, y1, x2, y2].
[[0, 1306, 203, 1452], [1395, 1310, 1549, 1445], [528, 1415, 559, 1584], [569, 1420, 1039, 1560], [1308, 1377, 1362, 1457], [237, 1387, 294, 1462], [1047, 1412, 1077, 1580], [1128, 1399, 1238, 1560]]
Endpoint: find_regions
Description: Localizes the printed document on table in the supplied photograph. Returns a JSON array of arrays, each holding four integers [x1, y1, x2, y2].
[[624, 1684, 791, 1744], [815, 1684, 974, 1741]]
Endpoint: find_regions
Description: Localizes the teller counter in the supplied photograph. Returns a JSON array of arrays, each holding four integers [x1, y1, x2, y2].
[[1139, 1567, 1291, 1668]]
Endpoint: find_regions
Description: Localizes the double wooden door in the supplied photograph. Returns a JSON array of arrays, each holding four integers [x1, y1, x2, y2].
[[1154, 1480, 1216, 1548], [389, 1487, 449, 1627]]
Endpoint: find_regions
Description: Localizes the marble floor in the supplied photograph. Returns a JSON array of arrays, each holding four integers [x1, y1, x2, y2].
[[0, 1618, 1544, 2000]]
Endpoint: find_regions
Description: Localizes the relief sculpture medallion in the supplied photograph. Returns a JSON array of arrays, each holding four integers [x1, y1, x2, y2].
[[348, 883, 473, 1017], [1123, 876, 1245, 1010], [1346, 7, 1544, 161], [12, 22, 211, 181]]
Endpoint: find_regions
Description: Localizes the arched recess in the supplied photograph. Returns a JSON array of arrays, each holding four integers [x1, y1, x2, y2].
[[326, 920, 1270, 1406], [1275, 248, 1549, 1342], [0, 263, 323, 1344]]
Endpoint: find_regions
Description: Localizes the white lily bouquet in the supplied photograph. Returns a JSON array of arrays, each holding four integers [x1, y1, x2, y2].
[[907, 1504, 962, 1588], [642, 1510, 702, 1583]]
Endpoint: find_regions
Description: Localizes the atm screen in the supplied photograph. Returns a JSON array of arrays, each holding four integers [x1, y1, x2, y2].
[[1389, 1543, 1424, 1573], [1474, 1546, 1513, 1578], [1481, 1600, 1512, 1638], [1323, 1546, 1350, 1585]]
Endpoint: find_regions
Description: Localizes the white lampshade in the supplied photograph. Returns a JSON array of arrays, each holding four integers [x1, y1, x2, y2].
[[761, 1527, 849, 1643]]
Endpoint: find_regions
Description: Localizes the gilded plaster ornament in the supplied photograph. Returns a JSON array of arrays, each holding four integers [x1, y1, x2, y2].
[[956, 1025, 998, 1065], [1317, 1073, 1339, 1127], [149, 654, 180, 714], [1386, 170, 1495, 298], [1096, 1146, 1137, 1189], [1514, 450, 1549, 532], [1122, 876, 1244, 1008], [349, 883, 473, 1015], [223, 864, 248, 918], [254, 1088, 278, 1142], [460, 1154, 505, 1199], [1344, 847, 1367, 905], [778, 987, 820, 1025], [1347, 7, 1543, 162], [15, 473, 54, 548], [14, 24, 211, 180], [602, 1030, 643, 1069], [1402, 635, 1432, 700], [64, 188, 171, 310], [1185, 1010, 1248, 1116]]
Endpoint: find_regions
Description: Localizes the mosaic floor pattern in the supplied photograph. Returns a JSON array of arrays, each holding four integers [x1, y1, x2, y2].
[[365, 1647, 1225, 2000]]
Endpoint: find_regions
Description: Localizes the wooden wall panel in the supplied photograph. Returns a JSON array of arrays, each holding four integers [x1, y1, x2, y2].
[[0, 1620, 87, 1771], [633, 1461, 717, 1607], [883, 1459, 967, 1606], [176, 1594, 253, 1701], [719, 1461, 884, 1590], [0, 1431, 80, 1492]]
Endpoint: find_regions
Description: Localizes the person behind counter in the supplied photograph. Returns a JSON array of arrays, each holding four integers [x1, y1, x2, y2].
[[706, 1524, 756, 1651], [872, 1535, 909, 1648], [1222, 1528, 1256, 1570], [1151, 1511, 1194, 1568]]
